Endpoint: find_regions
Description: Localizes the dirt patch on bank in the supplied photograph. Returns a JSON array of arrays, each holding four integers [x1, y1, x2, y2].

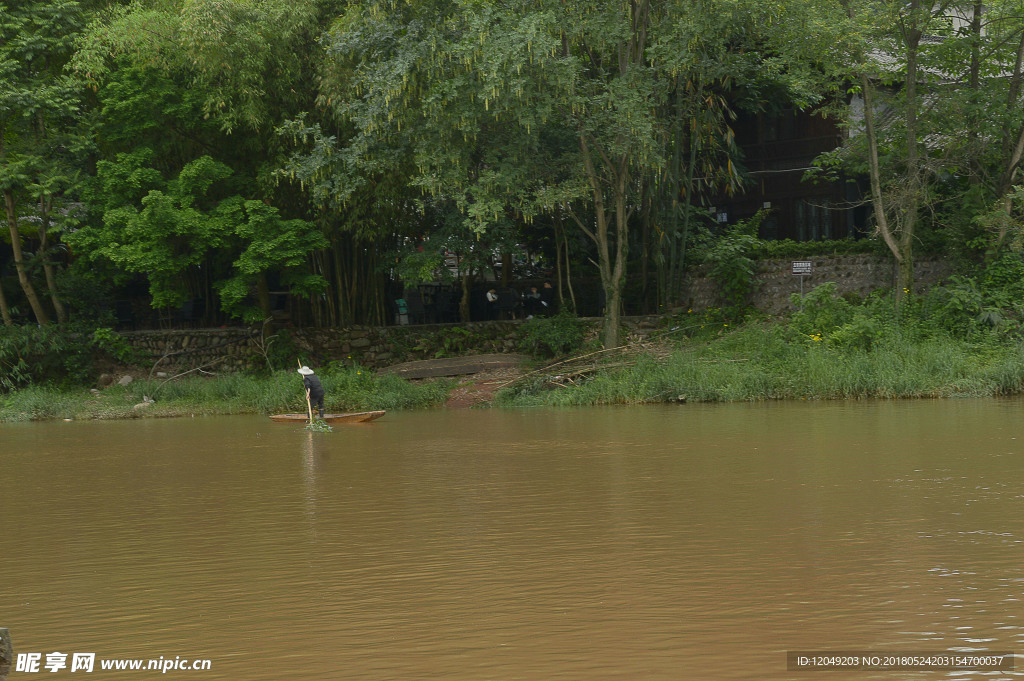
[[442, 366, 524, 408], [379, 353, 530, 379], [377, 354, 529, 408], [380, 352, 532, 405]]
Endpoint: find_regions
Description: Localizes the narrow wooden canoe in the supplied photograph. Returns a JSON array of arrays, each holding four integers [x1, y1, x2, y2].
[[269, 410, 386, 424]]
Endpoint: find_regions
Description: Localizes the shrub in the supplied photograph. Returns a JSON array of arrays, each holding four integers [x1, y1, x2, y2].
[[753, 237, 881, 259], [0, 324, 94, 391], [259, 327, 299, 372], [92, 327, 140, 364], [828, 312, 883, 351], [920, 252, 1024, 340], [519, 311, 586, 357], [787, 282, 856, 340], [703, 219, 760, 312]]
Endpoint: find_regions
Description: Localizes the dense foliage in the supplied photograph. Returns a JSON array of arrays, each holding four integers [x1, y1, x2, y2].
[[4, 0, 1024, 390]]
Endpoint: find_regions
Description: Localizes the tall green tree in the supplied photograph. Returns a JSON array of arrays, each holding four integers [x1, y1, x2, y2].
[[275, 112, 426, 325], [318, 0, 847, 345], [950, 0, 1024, 249], [0, 0, 88, 325], [835, 0, 1024, 295], [70, 150, 328, 321], [73, 0, 339, 321]]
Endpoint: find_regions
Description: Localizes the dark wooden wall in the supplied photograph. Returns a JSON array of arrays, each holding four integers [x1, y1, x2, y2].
[[715, 108, 866, 241]]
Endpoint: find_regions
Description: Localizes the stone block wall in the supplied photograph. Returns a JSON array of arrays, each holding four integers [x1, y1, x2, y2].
[[121, 329, 266, 373], [119, 322, 530, 373], [117, 255, 951, 373], [680, 254, 952, 314]]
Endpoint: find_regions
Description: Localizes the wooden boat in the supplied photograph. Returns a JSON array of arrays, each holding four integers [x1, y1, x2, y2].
[[269, 410, 386, 424]]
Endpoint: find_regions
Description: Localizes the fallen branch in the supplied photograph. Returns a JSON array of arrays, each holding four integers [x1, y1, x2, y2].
[[551, 361, 636, 380], [497, 345, 633, 389], [698, 358, 750, 363], [497, 318, 723, 390], [150, 359, 225, 397]]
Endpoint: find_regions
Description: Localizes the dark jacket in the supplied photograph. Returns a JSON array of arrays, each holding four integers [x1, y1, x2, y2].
[[303, 374, 325, 398], [539, 285, 556, 313]]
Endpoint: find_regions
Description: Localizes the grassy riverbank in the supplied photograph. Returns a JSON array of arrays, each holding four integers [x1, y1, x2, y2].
[[497, 325, 1024, 406], [8, 277, 1024, 420], [0, 366, 451, 422], [5, 327, 1024, 421], [498, 281, 1024, 406]]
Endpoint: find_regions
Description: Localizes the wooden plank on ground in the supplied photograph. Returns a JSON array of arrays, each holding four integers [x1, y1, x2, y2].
[[378, 354, 529, 379]]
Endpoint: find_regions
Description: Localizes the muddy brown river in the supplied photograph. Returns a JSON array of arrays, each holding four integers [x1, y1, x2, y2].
[[3, 400, 1024, 679]]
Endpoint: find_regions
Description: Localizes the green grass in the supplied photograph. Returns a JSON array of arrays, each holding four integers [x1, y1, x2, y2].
[[11, 301, 1024, 420], [496, 322, 1024, 407], [0, 367, 452, 422]]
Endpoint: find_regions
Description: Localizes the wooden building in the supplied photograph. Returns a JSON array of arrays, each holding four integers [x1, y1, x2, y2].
[[713, 108, 867, 241]]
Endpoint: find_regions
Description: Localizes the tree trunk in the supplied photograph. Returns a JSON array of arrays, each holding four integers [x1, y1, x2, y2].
[[860, 76, 906, 293], [334, 242, 346, 326], [898, 10, 922, 301], [37, 202, 67, 324], [997, 17, 1024, 197], [554, 217, 564, 305], [3, 189, 50, 325], [607, 169, 630, 347], [678, 103, 701, 302], [256, 271, 271, 320], [639, 180, 652, 313], [967, 0, 982, 186], [577, 134, 620, 348], [666, 76, 685, 305], [570, 0, 647, 347], [845, 0, 927, 307], [459, 272, 471, 322], [0, 277, 12, 326], [603, 281, 621, 349], [993, 32, 1024, 247], [554, 209, 576, 312], [563, 227, 576, 313]]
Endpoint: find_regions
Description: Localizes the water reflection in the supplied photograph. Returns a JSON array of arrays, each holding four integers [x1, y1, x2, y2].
[[2, 401, 1024, 679]]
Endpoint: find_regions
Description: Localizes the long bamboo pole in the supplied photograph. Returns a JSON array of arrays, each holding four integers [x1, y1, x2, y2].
[[298, 360, 313, 423]]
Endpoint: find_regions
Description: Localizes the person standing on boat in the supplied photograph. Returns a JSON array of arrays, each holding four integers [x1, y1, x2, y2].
[[298, 366, 326, 418]]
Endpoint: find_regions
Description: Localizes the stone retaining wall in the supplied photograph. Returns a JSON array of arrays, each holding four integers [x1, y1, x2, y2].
[[121, 329, 265, 373], [680, 254, 952, 313], [119, 316, 666, 374], [293, 322, 525, 368], [118, 254, 949, 372], [119, 321, 531, 373]]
